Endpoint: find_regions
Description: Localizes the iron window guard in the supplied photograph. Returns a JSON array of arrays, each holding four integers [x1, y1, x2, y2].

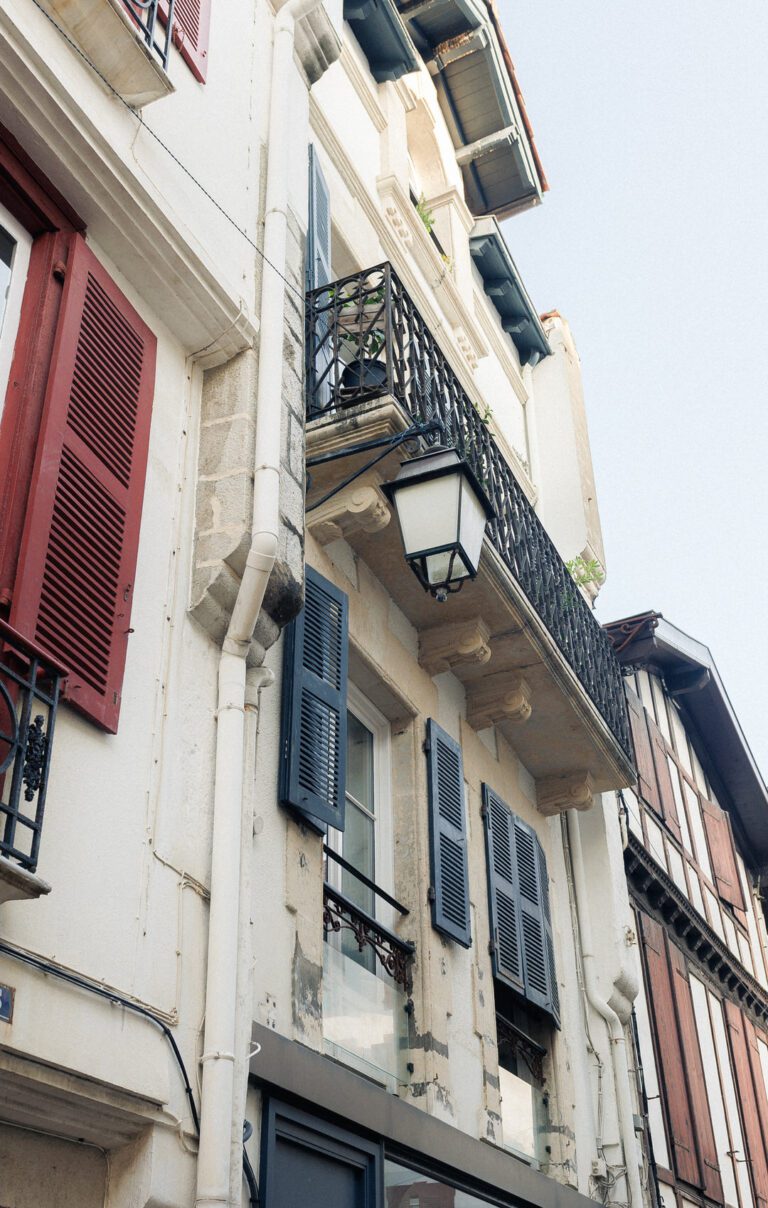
[[305, 262, 632, 760], [323, 845, 415, 992], [122, 0, 175, 72], [0, 620, 66, 873]]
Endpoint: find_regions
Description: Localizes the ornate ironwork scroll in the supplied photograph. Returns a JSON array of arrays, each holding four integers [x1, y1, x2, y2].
[[0, 622, 64, 872], [323, 884, 414, 992]]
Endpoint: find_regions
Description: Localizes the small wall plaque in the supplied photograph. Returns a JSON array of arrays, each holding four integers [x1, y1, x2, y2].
[[0, 984, 14, 1023]]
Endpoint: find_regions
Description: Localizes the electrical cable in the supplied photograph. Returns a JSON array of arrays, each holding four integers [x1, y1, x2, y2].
[[242, 1119, 260, 1206], [0, 940, 200, 1137], [27, 0, 305, 305]]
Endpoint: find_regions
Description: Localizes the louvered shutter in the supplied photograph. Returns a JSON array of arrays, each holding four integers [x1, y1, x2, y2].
[[279, 566, 348, 830], [627, 688, 660, 814], [667, 942, 723, 1201], [11, 235, 156, 733], [639, 912, 701, 1188], [426, 719, 471, 947], [159, 0, 211, 82], [307, 145, 332, 292], [647, 715, 682, 844], [483, 784, 524, 995], [537, 836, 560, 1026], [701, 798, 745, 911], [515, 814, 559, 1024], [725, 1003, 768, 1208], [483, 786, 558, 1023], [306, 146, 333, 413]]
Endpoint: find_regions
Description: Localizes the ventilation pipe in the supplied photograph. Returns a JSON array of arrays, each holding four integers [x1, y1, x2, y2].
[[194, 0, 325, 1201], [565, 808, 644, 1208]]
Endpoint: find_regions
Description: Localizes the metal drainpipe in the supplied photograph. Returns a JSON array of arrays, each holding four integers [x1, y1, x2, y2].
[[565, 808, 644, 1208], [194, 0, 326, 1202]]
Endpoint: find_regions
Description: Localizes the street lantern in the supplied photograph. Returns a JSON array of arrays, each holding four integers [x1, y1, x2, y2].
[[383, 446, 495, 602]]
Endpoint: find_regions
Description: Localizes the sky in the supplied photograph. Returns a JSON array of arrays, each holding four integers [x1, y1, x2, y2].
[[498, 1, 768, 779]]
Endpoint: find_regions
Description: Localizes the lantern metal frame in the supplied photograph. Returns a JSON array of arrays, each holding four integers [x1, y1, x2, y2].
[[381, 446, 495, 601]]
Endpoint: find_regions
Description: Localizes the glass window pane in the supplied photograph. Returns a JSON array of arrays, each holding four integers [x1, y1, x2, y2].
[[499, 1065, 540, 1159], [342, 801, 374, 910], [684, 781, 713, 881], [0, 226, 14, 334], [347, 711, 374, 812]]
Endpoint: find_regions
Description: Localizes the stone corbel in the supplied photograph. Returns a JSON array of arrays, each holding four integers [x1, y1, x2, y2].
[[536, 772, 594, 817], [419, 619, 491, 677], [307, 484, 391, 546], [466, 673, 532, 730]]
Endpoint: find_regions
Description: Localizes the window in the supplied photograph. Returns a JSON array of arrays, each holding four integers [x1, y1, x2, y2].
[[327, 687, 394, 964], [482, 784, 559, 1026], [281, 568, 410, 1088], [0, 206, 32, 415], [496, 1011, 548, 1164]]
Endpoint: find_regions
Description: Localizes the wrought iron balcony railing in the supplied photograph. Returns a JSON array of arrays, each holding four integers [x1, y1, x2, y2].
[[123, 0, 174, 71], [0, 621, 65, 873], [323, 845, 414, 991], [306, 263, 632, 760]]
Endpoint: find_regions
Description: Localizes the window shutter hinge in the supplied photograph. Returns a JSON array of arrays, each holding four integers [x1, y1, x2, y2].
[[480, 803, 488, 819], [53, 260, 67, 282], [427, 886, 436, 903], [423, 738, 431, 754], [488, 940, 496, 955]]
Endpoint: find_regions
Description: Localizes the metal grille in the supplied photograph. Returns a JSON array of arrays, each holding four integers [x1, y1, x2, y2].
[[0, 621, 64, 873], [306, 263, 632, 759], [122, 0, 174, 71]]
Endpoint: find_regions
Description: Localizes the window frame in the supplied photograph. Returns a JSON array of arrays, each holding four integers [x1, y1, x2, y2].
[[0, 205, 32, 413], [326, 683, 394, 930]]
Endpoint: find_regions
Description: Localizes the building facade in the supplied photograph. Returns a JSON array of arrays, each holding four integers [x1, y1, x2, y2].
[[606, 613, 768, 1208], [4, 1, 759, 1207]]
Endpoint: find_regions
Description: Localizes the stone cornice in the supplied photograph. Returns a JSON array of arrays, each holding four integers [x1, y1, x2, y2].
[[626, 830, 768, 1027]]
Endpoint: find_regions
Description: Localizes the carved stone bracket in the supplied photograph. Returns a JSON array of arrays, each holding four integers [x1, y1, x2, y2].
[[307, 484, 391, 546], [419, 618, 491, 677], [466, 672, 532, 730], [536, 772, 594, 817]]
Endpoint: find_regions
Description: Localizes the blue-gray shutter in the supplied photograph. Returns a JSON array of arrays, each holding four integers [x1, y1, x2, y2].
[[279, 566, 348, 830], [482, 785, 559, 1024], [482, 784, 524, 995], [307, 145, 333, 412], [307, 144, 332, 291], [426, 719, 471, 948]]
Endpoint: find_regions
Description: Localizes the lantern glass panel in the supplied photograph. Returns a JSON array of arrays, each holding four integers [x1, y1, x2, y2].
[[458, 477, 488, 574], [393, 474, 461, 559]]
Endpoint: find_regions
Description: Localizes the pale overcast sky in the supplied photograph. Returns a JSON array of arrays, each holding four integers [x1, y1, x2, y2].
[[499, 1, 768, 778]]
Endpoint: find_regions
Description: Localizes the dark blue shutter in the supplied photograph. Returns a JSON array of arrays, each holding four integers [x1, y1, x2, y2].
[[279, 566, 348, 830], [307, 145, 332, 292], [307, 145, 333, 411], [426, 719, 471, 948], [482, 785, 559, 1024], [538, 838, 560, 1026], [483, 784, 524, 994]]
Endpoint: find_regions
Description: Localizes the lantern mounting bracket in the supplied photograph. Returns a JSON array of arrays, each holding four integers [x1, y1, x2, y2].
[[305, 419, 443, 513]]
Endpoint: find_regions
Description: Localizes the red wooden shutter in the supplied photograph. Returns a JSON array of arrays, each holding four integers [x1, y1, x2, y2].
[[647, 714, 682, 844], [724, 1003, 768, 1208], [639, 912, 701, 1188], [10, 235, 156, 733], [701, 798, 745, 912], [667, 943, 723, 1201], [160, 0, 211, 82]]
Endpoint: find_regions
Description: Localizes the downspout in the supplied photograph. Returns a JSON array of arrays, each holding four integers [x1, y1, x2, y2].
[[565, 808, 644, 1208], [195, 1, 325, 1202]]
